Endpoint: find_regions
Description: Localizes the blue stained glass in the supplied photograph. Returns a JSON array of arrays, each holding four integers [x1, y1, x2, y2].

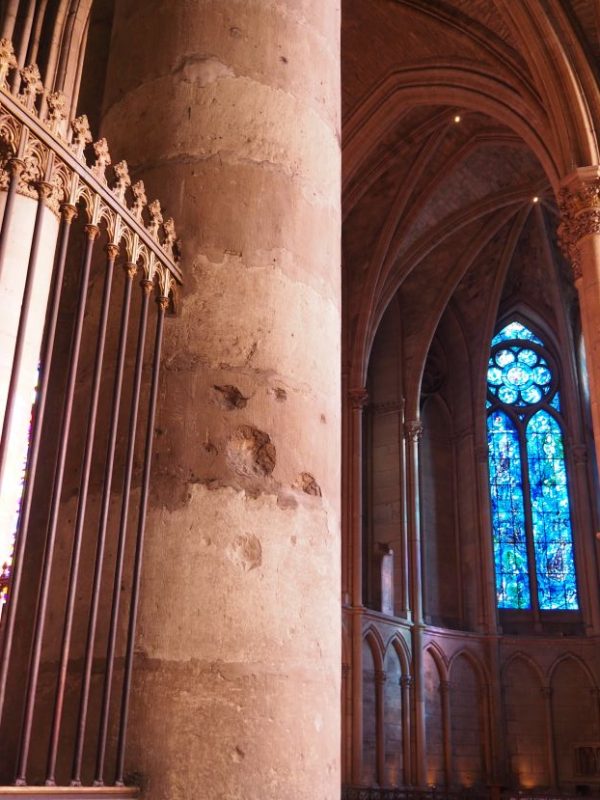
[[488, 343, 552, 407], [526, 411, 578, 610], [487, 411, 531, 609], [487, 321, 578, 615], [492, 322, 544, 347]]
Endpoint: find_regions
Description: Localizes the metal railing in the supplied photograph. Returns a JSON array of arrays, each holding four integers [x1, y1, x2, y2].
[[0, 38, 181, 788], [342, 788, 490, 800]]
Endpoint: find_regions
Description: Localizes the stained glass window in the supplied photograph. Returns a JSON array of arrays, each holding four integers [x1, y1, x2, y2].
[[486, 322, 578, 611], [0, 364, 39, 614]]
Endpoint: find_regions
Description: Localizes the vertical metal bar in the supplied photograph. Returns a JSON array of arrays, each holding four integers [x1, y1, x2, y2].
[[115, 287, 167, 786], [0, 160, 25, 285], [71, 262, 136, 786], [0, 182, 49, 498], [45, 241, 117, 785], [0, 201, 75, 724], [14, 223, 99, 786], [94, 277, 151, 785]]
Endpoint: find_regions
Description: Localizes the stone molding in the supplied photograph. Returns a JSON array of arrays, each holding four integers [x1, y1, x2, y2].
[[371, 399, 404, 416]]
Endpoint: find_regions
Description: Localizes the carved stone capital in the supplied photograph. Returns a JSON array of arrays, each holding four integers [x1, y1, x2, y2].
[[60, 203, 77, 224], [106, 242, 120, 261], [400, 676, 412, 689], [404, 420, 423, 443], [375, 669, 387, 685], [124, 261, 138, 280], [558, 167, 600, 282], [349, 387, 369, 409]]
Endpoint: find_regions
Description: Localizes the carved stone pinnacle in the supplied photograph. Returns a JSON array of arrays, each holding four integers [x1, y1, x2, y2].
[[92, 138, 111, 182], [113, 160, 131, 202], [71, 115, 93, 160], [19, 63, 43, 110], [131, 180, 147, 221], [162, 217, 177, 259], [46, 91, 67, 136], [148, 199, 163, 239], [0, 39, 16, 87]]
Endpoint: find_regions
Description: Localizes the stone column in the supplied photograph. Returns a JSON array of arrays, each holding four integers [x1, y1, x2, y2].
[[375, 668, 386, 786], [475, 443, 499, 633], [404, 420, 426, 786], [559, 167, 600, 472], [440, 680, 452, 788], [541, 685, 557, 788], [348, 387, 367, 785], [101, 3, 341, 799], [400, 675, 412, 785], [349, 387, 369, 607]]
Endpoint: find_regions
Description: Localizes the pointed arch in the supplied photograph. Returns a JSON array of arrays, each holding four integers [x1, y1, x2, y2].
[[363, 626, 385, 673], [449, 649, 490, 688], [501, 651, 545, 686], [548, 652, 598, 690], [386, 633, 411, 679], [425, 641, 449, 682]]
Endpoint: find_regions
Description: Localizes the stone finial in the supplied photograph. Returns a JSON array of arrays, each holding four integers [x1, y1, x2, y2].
[[131, 180, 147, 221], [19, 63, 43, 110], [113, 159, 131, 202], [71, 115, 93, 160], [162, 217, 178, 260], [0, 39, 16, 88], [92, 138, 111, 182], [148, 199, 163, 239], [558, 167, 600, 282], [46, 91, 67, 135]]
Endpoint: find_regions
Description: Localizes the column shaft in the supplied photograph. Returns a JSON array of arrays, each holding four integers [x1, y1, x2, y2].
[[101, 3, 341, 798]]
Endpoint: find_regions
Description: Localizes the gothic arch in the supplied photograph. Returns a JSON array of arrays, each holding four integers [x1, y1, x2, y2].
[[385, 633, 411, 678], [363, 626, 385, 673], [425, 641, 450, 683], [502, 651, 546, 687], [344, 65, 558, 194], [449, 649, 490, 688], [548, 652, 597, 689]]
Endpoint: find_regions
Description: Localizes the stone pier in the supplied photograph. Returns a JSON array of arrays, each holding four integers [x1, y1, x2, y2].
[[101, 2, 341, 798]]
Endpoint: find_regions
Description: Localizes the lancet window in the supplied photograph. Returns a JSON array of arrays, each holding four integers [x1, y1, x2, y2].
[[486, 321, 578, 611]]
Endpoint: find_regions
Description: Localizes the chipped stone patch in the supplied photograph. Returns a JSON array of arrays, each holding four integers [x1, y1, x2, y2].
[[227, 534, 262, 571], [226, 425, 276, 478], [295, 472, 322, 496], [212, 384, 248, 409]]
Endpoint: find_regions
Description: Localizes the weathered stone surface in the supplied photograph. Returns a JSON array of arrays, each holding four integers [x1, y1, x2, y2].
[[101, 1, 341, 797]]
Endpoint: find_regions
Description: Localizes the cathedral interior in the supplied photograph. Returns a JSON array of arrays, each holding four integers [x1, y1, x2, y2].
[[1, 1, 600, 798]]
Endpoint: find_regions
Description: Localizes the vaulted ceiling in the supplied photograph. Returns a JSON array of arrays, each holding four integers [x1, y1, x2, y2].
[[342, 0, 599, 410]]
